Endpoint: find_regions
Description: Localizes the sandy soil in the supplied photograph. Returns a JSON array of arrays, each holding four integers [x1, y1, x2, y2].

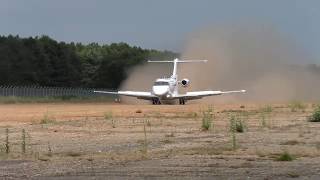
[[0, 102, 320, 179]]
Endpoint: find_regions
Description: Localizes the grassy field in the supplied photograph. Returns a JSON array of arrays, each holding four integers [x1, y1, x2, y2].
[[0, 102, 320, 179], [0, 96, 116, 104]]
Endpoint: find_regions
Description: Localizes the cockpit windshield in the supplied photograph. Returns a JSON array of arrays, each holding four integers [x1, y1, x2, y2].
[[154, 81, 169, 86]]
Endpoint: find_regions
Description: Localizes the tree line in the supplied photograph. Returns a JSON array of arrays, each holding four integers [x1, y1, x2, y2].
[[0, 35, 178, 89]]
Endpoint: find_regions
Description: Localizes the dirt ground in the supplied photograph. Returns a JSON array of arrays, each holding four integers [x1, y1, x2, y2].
[[0, 102, 320, 179]]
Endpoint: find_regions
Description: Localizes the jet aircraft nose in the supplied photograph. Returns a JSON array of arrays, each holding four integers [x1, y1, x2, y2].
[[152, 85, 169, 96]]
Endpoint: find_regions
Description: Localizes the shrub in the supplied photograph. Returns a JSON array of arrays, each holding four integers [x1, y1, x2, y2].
[[65, 151, 82, 157], [289, 101, 306, 112], [229, 115, 237, 150], [260, 113, 267, 128], [308, 105, 320, 122], [40, 112, 56, 124], [261, 105, 273, 113], [47, 142, 52, 157], [202, 117, 211, 131], [21, 129, 26, 154], [104, 112, 113, 120], [142, 120, 148, 154], [104, 112, 116, 128], [235, 119, 245, 133], [201, 106, 214, 131], [276, 151, 294, 161], [230, 115, 245, 133], [5, 128, 9, 154]]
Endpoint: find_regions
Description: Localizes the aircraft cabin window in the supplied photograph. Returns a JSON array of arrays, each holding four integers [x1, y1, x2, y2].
[[154, 81, 169, 86]]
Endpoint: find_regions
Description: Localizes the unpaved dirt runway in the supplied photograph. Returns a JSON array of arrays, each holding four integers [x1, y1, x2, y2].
[[0, 102, 320, 179]]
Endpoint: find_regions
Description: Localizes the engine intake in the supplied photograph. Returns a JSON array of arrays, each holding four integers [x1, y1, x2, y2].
[[181, 79, 190, 87]]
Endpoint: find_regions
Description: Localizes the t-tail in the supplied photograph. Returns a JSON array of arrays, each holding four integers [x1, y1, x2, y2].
[[148, 58, 208, 79]]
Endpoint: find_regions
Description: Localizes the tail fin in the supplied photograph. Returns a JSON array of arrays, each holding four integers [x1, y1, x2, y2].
[[148, 58, 207, 78]]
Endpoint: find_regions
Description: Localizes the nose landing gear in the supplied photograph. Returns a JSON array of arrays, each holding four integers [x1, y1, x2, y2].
[[179, 98, 185, 105]]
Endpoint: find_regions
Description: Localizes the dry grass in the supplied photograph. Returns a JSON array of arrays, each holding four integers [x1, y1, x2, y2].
[[288, 101, 306, 112], [280, 140, 300, 145], [0, 102, 319, 179], [40, 112, 56, 124], [65, 151, 83, 157]]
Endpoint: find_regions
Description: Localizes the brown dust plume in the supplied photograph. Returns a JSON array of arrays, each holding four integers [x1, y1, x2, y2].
[[121, 25, 320, 103]]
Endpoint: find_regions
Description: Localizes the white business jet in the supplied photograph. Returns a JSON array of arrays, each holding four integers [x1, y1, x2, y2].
[[94, 58, 246, 105]]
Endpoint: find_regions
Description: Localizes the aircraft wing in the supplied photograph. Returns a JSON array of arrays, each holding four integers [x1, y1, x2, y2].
[[176, 90, 246, 100], [94, 90, 156, 100]]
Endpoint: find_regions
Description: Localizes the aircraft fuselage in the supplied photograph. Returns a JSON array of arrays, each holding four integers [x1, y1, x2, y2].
[[151, 77, 183, 104]]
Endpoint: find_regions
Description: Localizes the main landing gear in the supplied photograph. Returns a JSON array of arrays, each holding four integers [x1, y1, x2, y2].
[[152, 98, 186, 105], [179, 98, 185, 105], [152, 98, 161, 105]]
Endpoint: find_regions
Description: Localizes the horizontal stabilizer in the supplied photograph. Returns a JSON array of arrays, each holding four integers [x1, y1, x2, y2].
[[148, 60, 207, 63]]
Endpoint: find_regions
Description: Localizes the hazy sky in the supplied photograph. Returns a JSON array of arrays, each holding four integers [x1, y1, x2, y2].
[[1, 0, 320, 59]]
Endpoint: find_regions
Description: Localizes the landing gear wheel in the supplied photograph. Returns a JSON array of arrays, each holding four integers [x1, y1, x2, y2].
[[179, 98, 186, 105], [152, 98, 161, 105], [156, 99, 161, 105]]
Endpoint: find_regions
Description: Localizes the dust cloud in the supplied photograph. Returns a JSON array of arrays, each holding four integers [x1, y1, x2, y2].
[[119, 61, 171, 104], [121, 24, 320, 103]]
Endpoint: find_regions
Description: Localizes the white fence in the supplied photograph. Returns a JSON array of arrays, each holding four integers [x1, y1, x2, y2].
[[0, 86, 113, 97]]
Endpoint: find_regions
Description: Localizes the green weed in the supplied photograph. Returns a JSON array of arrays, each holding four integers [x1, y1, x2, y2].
[[104, 112, 116, 128], [142, 120, 148, 154], [308, 105, 320, 122], [260, 113, 267, 128], [261, 105, 273, 113], [201, 106, 214, 131], [47, 142, 52, 157], [230, 114, 246, 133], [229, 115, 237, 150], [289, 101, 306, 112], [276, 151, 295, 161], [21, 129, 26, 154], [65, 151, 82, 157], [5, 128, 9, 154], [40, 112, 56, 124]]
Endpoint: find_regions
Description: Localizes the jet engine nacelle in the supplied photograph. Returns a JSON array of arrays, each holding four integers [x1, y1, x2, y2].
[[181, 78, 190, 87]]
